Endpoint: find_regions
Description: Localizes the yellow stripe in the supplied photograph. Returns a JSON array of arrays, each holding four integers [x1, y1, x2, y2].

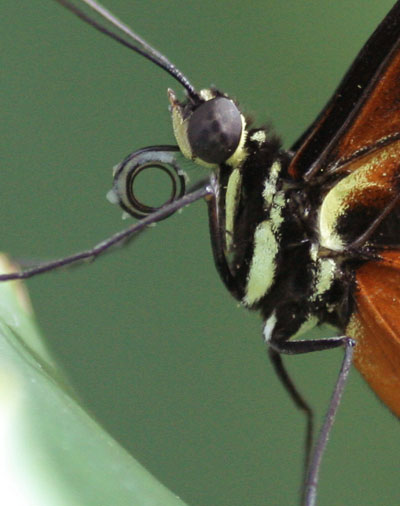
[[243, 162, 285, 307], [243, 220, 278, 306], [225, 168, 242, 251]]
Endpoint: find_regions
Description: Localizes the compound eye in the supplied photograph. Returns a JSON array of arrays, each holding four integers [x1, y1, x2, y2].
[[187, 97, 242, 164]]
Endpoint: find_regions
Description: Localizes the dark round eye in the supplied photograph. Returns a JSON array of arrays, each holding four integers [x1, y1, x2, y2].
[[187, 97, 242, 164]]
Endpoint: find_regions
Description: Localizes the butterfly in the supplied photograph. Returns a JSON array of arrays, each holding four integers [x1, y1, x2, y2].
[[2, 1, 399, 505]]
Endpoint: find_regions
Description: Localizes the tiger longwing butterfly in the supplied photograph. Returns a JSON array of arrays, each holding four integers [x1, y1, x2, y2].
[[2, 1, 399, 505]]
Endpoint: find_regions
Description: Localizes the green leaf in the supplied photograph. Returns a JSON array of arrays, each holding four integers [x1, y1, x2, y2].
[[0, 255, 188, 506]]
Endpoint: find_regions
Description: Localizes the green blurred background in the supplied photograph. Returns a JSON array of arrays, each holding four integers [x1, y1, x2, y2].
[[3, 1, 399, 505]]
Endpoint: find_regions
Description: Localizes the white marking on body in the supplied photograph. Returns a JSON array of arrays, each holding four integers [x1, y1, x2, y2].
[[263, 312, 277, 342], [250, 130, 267, 145]]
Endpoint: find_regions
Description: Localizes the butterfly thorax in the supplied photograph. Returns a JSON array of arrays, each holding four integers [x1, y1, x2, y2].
[[217, 129, 358, 344]]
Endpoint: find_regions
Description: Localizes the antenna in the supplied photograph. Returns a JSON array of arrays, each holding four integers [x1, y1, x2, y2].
[[54, 0, 199, 101]]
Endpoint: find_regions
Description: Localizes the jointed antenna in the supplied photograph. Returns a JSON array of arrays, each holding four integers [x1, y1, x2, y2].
[[54, 0, 199, 101]]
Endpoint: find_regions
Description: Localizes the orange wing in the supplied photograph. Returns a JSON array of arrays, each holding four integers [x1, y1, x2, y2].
[[347, 251, 400, 417], [333, 47, 400, 162]]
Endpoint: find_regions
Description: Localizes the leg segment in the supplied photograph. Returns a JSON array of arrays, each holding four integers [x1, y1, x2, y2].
[[267, 334, 355, 506]]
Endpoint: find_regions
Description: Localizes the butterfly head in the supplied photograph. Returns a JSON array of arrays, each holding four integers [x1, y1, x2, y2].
[[168, 88, 248, 168]]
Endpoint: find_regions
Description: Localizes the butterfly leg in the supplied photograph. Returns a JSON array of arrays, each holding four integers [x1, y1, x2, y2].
[[268, 336, 355, 506], [268, 349, 314, 484], [302, 337, 355, 506]]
